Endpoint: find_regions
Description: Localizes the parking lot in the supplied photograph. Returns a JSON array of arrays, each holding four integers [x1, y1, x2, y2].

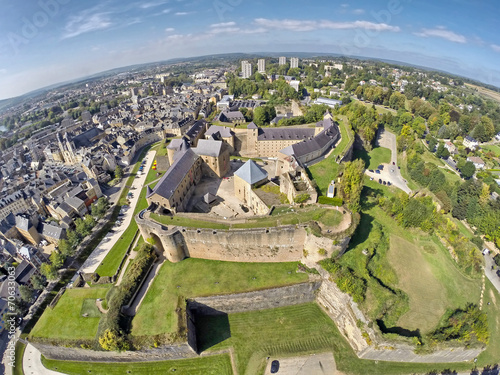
[[264, 353, 337, 375]]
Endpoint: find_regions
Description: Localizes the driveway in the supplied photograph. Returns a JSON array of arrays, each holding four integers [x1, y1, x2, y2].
[[367, 128, 411, 194], [76, 150, 156, 276]]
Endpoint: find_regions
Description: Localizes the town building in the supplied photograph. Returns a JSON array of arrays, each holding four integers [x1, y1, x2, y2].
[[463, 136, 479, 150], [258, 59, 266, 74], [290, 57, 299, 69], [279, 56, 287, 65], [241, 61, 252, 79]]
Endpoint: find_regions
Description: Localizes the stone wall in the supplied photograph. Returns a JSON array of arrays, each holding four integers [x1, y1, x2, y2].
[[188, 282, 321, 315], [32, 342, 196, 363], [137, 214, 308, 263]]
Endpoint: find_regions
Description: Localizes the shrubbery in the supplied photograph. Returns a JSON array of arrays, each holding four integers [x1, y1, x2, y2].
[[320, 258, 366, 303], [318, 196, 343, 206]]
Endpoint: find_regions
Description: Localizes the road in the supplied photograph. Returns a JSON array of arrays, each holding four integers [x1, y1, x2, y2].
[[484, 254, 500, 294], [366, 128, 412, 194], [76, 149, 156, 276]]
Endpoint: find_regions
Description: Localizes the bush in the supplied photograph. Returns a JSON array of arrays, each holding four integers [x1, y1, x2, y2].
[[294, 193, 310, 203], [318, 196, 343, 206], [320, 258, 367, 303]]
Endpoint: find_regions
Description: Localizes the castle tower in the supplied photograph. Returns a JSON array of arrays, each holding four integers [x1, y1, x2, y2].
[[246, 122, 259, 155]]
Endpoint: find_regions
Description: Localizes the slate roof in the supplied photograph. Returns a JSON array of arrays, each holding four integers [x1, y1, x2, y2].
[[280, 122, 339, 158], [205, 125, 233, 138], [38, 222, 65, 240], [247, 122, 258, 129], [15, 215, 31, 231], [185, 120, 206, 141], [258, 128, 315, 141], [234, 160, 268, 185], [193, 139, 223, 158], [14, 260, 35, 285], [72, 127, 103, 148], [148, 149, 199, 200]]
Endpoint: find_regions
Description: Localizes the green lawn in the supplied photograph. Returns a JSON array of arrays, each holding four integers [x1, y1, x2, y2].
[[30, 287, 110, 340], [131, 258, 308, 337], [42, 353, 233, 375], [151, 206, 342, 230], [80, 299, 103, 318], [476, 279, 500, 367], [482, 144, 500, 157], [354, 146, 391, 170]]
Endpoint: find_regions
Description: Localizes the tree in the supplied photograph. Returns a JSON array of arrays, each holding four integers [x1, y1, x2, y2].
[[40, 263, 58, 280], [436, 143, 450, 159], [50, 251, 65, 269], [92, 197, 109, 219], [115, 165, 124, 179], [461, 161, 476, 179], [19, 285, 34, 302], [30, 274, 45, 290], [337, 159, 365, 212]]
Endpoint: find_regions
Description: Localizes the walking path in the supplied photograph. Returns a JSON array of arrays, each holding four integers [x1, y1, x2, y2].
[[76, 150, 156, 276], [23, 344, 64, 375]]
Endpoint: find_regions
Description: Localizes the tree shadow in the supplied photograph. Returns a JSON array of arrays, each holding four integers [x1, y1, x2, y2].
[[376, 320, 420, 338], [190, 303, 231, 353], [353, 148, 371, 169]]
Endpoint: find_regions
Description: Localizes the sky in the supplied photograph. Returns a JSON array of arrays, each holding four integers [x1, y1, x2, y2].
[[0, 0, 499, 100]]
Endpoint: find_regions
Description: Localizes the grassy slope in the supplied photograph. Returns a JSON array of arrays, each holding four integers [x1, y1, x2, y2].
[[342, 178, 481, 333], [131, 259, 308, 336], [482, 144, 500, 157], [13, 341, 26, 375], [30, 287, 110, 340], [42, 353, 233, 375]]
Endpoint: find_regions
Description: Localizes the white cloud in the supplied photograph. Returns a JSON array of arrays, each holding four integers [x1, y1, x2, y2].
[[175, 12, 190, 16], [165, 27, 175, 32], [63, 9, 112, 39], [491, 44, 500, 52], [253, 18, 400, 32], [414, 27, 467, 43], [0, 69, 7, 74], [162, 8, 172, 14], [140, 1, 169, 9], [210, 22, 236, 28], [352, 9, 365, 15]]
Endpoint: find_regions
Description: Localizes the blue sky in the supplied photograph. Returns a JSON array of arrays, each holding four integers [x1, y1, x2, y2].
[[0, 0, 499, 100]]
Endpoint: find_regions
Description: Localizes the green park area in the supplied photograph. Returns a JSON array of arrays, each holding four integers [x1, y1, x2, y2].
[[30, 287, 110, 341], [482, 144, 500, 157], [131, 259, 308, 336]]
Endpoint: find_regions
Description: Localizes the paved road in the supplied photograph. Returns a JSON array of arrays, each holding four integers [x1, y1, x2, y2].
[[484, 254, 500, 294], [23, 344, 64, 375], [76, 150, 156, 275], [366, 128, 412, 194], [264, 353, 337, 375]]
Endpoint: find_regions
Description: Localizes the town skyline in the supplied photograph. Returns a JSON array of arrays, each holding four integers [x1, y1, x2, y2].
[[0, 0, 499, 100]]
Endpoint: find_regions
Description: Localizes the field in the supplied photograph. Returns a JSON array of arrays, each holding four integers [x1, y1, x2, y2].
[[131, 259, 308, 337], [354, 146, 391, 170], [30, 287, 110, 340], [42, 353, 233, 375], [466, 83, 500, 104], [482, 144, 500, 157]]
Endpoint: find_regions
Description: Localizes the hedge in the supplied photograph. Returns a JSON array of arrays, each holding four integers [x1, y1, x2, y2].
[[318, 196, 343, 206]]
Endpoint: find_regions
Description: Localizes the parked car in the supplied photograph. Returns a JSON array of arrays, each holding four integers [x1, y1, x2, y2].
[[375, 170, 381, 174], [387, 182, 391, 186], [378, 179, 382, 184], [369, 169, 374, 173], [370, 177, 374, 181], [392, 161, 395, 165], [378, 165, 384, 170], [383, 181, 387, 185], [271, 360, 280, 373]]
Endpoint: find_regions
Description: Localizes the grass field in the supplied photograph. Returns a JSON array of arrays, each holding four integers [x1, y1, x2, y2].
[[30, 287, 110, 340], [131, 259, 308, 337], [476, 279, 500, 366], [482, 144, 500, 157], [354, 146, 391, 170], [80, 298, 103, 318], [42, 353, 233, 375]]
